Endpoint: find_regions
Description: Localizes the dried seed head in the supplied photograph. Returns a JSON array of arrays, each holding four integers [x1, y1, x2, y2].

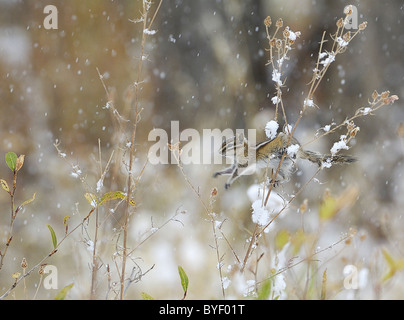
[[276, 18, 283, 28], [211, 187, 218, 197], [283, 28, 290, 39], [343, 31, 351, 42], [383, 95, 399, 105], [299, 199, 308, 214], [346, 120, 355, 132], [39, 265, 45, 276], [349, 227, 358, 237], [350, 127, 360, 138], [21, 257, 28, 269], [264, 16, 272, 27], [168, 142, 180, 151], [323, 188, 331, 200], [269, 38, 276, 47], [336, 18, 344, 28], [344, 5, 353, 15], [358, 21, 368, 31], [372, 90, 379, 100], [380, 91, 390, 99], [275, 39, 283, 49]]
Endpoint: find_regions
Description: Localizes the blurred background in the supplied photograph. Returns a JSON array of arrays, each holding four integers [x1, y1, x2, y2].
[[0, 0, 403, 299]]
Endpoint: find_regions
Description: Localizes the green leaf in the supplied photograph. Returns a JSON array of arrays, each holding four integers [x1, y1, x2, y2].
[[178, 266, 189, 295], [0, 179, 9, 193], [54, 283, 74, 300], [140, 292, 154, 300], [257, 278, 271, 300], [47, 224, 57, 249], [5, 152, 17, 171]]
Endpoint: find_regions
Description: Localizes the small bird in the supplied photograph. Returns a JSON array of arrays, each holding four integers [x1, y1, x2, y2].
[[213, 132, 356, 189]]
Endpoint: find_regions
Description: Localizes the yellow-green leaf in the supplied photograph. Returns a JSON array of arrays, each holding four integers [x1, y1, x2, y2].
[[128, 198, 136, 206], [20, 193, 36, 208], [5, 152, 17, 171], [99, 191, 126, 206], [63, 216, 70, 234], [291, 229, 307, 255], [319, 187, 359, 221], [178, 266, 189, 294], [84, 193, 98, 207], [382, 248, 404, 282], [63, 216, 70, 227], [140, 292, 154, 300], [257, 278, 271, 300], [275, 229, 290, 251], [11, 272, 21, 279], [54, 283, 74, 300], [319, 192, 337, 221], [320, 269, 327, 300], [0, 179, 9, 193], [98, 191, 136, 207], [47, 224, 57, 249]]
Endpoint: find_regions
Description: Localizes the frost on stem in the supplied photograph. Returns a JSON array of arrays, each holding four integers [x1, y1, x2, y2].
[[272, 69, 282, 86], [271, 96, 281, 105], [143, 28, 157, 35], [96, 178, 103, 193], [248, 184, 285, 233], [270, 244, 289, 299], [330, 136, 349, 155], [319, 52, 335, 67], [304, 98, 315, 108], [71, 165, 82, 178], [265, 120, 279, 140], [336, 36, 349, 48]]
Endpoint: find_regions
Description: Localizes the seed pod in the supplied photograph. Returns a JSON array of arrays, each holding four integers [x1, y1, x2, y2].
[[276, 18, 283, 28], [264, 16, 272, 27], [358, 21, 368, 31]]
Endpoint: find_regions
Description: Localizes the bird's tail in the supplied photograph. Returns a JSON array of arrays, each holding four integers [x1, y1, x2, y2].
[[300, 150, 357, 167]]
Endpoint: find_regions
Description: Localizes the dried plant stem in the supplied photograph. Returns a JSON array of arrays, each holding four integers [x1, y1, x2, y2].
[[0, 171, 18, 272], [90, 201, 100, 294], [120, 0, 163, 300], [303, 95, 396, 148], [127, 208, 183, 257], [238, 14, 372, 274], [0, 212, 90, 300], [170, 146, 226, 298], [32, 274, 43, 300], [241, 167, 321, 272]]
